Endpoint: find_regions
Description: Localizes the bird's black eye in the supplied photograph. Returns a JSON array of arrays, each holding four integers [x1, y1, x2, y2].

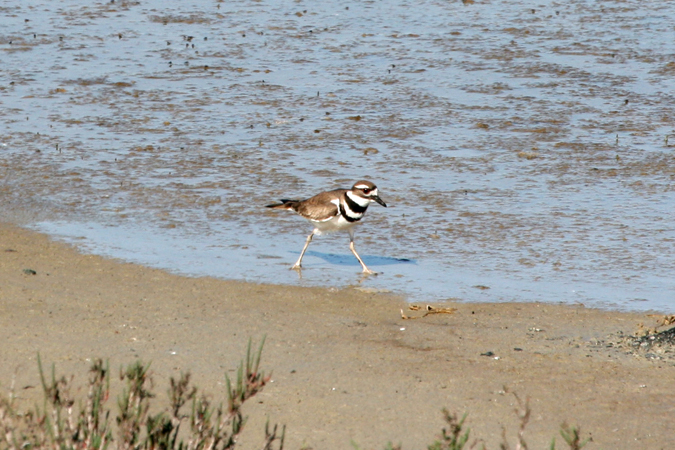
[[362, 188, 371, 194]]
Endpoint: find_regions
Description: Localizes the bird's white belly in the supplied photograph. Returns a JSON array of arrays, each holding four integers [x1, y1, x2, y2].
[[310, 214, 357, 235]]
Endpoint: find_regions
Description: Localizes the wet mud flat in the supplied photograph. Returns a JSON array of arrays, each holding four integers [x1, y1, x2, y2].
[[2, 0, 675, 310]]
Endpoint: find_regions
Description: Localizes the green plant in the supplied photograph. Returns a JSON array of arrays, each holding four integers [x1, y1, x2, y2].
[[428, 409, 472, 450], [0, 338, 283, 450], [555, 424, 589, 450]]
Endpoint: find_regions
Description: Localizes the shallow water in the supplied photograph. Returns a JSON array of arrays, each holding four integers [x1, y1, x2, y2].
[[2, 0, 675, 311]]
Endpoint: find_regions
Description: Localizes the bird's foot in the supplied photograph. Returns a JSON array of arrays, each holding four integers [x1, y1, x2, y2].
[[291, 263, 302, 271], [361, 267, 379, 276]]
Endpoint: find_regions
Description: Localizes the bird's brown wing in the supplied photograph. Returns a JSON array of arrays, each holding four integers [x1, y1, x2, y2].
[[295, 189, 344, 221]]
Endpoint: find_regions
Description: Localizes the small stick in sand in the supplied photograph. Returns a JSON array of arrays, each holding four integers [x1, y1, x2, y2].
[[401, 304, 457, 320]]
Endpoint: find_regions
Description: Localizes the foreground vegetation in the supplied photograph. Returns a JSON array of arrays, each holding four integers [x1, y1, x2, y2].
[[0, 339, 588, 450]]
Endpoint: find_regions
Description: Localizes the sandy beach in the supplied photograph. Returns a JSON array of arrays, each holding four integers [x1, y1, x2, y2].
[[1, 221, 674, 449]]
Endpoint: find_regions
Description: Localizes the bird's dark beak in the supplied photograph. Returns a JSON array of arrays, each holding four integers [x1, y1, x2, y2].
[[373, 196, 387, 207]]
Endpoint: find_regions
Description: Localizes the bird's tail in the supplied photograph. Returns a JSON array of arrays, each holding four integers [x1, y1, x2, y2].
[[266, 199, 301, 210]]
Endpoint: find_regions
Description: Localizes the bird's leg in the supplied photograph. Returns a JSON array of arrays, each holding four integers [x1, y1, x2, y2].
[[292, 230, 315, 270], [348, 230, 377, 275]]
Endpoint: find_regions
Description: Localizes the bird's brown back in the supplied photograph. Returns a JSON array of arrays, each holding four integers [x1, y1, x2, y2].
[[294, 189, 345, 221], [266, 189, 346, 221]]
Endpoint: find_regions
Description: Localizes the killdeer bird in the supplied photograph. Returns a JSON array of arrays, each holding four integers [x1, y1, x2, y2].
[[266, 180, 387, 274]]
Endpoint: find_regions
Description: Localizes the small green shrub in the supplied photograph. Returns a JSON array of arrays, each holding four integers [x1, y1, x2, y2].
[[0, 338, 284, 450]]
